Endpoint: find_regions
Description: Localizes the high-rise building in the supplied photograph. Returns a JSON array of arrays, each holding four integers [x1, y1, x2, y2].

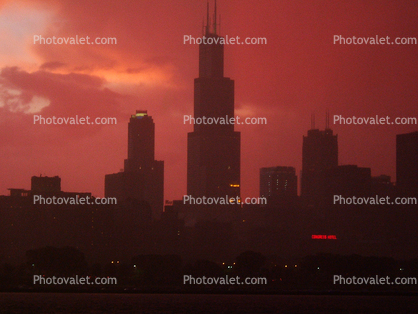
[[325, 165, 371, 198], [396, 131, 418, 194], [301, 115, 338, 205], [105, 111, 164, 219], [31, 175, 61, 193], [260, 167, 297, 201], [124, 111, 156, 172], [187, 2, 240, 198]]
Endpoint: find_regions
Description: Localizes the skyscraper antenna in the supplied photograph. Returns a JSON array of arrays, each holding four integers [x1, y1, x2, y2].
[[206, 1, 210, 35], [214, 0, 217, 34]]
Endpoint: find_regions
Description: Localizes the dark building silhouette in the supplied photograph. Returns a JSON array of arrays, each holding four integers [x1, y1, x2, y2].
[[124, 111, 156, 172], [260, 167, 297, 201], [31, 175, 61, 193], [25, 175, 91, 199], [325, 165, 372, 199], [0, 174, 157, 264], [0, 176, 98, 264], [371, 175, 395, 196], [396, 131, 418, 195], [105, 111, 164, 219], [301, 116, 338, 206], [187, 3, 240, 198]]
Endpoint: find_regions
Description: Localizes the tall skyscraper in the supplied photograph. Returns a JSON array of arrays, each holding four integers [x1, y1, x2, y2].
[[260, 167, 297, 201], [105, 110, 164, 219], [124, 110, 156, 172], [301, 114, 338, 205], [396, 131, 418, 194], [187, 2, 240, 198]]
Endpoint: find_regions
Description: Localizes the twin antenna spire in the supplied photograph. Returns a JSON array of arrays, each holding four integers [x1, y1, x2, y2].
[[203, 0, 220, 35]]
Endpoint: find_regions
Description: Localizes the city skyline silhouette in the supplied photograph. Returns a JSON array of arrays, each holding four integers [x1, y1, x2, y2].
[[1, 3, 418, 303], [0, 1, 417, 202]]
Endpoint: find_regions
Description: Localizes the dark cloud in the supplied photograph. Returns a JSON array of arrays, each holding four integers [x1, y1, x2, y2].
[[40, 61, 66, 70]]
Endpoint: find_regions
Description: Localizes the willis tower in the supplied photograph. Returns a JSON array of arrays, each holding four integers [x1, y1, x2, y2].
[[187, 1, 240, 198]]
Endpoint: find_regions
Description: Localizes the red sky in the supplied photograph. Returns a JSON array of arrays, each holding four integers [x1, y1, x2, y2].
[[0, 0, 417, 200]]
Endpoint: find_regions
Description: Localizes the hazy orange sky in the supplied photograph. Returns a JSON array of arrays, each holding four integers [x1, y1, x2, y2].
[[0, 0, 417, 200]]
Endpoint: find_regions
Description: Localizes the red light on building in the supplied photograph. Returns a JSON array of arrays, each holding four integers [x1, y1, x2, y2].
[[312, 234, 337, 240], [312, 235, 326, 239]]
